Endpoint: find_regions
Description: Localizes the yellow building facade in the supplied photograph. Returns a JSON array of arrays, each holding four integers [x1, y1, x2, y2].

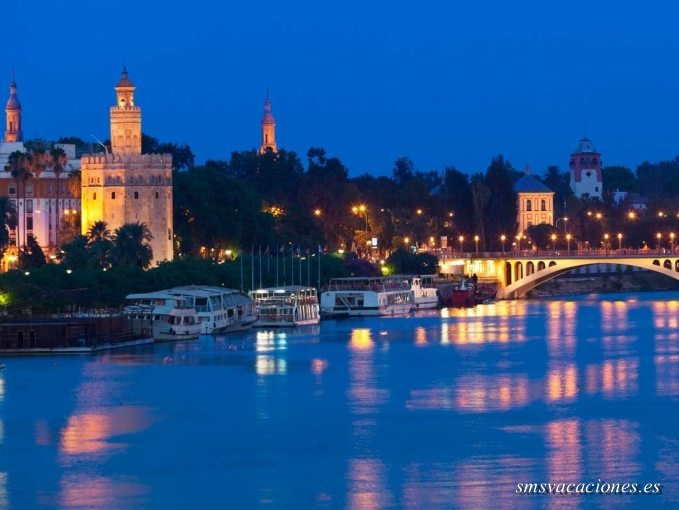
[[259, 90, 277, 154], [80, 69, 173, 265], [515, 162, 555, 234]]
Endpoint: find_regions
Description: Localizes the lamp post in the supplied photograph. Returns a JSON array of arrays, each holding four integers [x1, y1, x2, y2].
[[516, 234, 522, 253], [671, 233, 675, 253], [474, 235, 479, 254], [657, 233, 662, 254], [352, 205, 368, 232], [604, 233, 609, 255], [617, 233, 622, 252], [501, 234, 506, 254], [556, 217, 568, 234], [551, 234, 556, 253], [459, 235, 464, 254], [566, 234, 571, 255]]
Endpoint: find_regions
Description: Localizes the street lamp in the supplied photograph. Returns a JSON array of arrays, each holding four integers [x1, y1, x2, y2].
[[604, 233, 609, 255], [555, 217, 568, 234], [657, 233, 662, 254], [551, 234, 556, 253], [352, 205, 368, 232], [566, 233, 571, 255], [671, 233, 676, 253], [501, 234, 506, 254], [516, 233, 522, 253], [459, 235, 464, 254], [474, 235, 479, 254], [617, 233, 622, 252]]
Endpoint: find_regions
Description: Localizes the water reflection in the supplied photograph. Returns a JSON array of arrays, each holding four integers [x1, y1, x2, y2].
[[347, 329, 388, 415], [401, 462, 455, 509], [0, 472, 7, 510], [454, 457, 532, 510], [584, 420, 640, 479], [60, 406, 154, 458], [546, 419, 582, 480], [0, 376, 4, 403], [652, 300, 679, 330], [546, 301, 577, 354], [346, 458, 393, 510], [655, 355, 679, 396], [58, 473, 149, 509], [584, 359, 638, 399], [546, 362, 578, 402], [256, 331, 288, 375], [256, 355, 287, 375]]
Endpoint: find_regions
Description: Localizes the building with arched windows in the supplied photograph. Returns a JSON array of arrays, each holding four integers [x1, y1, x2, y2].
[[515, 161, 555, 234], [259, 90, 277, 154]]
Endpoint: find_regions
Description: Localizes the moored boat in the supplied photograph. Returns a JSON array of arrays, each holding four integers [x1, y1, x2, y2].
[[125, 291, 202, 342], [406, 275, 439, 309], [320, 276, 412, 318], [249, 286, 321, 327], [171, 286, 258, 334]]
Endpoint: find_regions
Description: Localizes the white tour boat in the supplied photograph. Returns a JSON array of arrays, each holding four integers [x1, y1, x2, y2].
[[320, 277, 413, 318], [406, 275, 439, 309], [125, 290, 202, 342], [171, 286, 257, 334], [249, 286, 321, 327]]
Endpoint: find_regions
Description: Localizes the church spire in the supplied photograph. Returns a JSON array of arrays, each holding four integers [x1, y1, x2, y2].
[[5, 68, 23, 142], [259, 88, 277, 154], [525, 158, 531, 176]]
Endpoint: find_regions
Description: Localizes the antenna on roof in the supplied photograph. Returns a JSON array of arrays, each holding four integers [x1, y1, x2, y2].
[[91, 134, 109, 155]]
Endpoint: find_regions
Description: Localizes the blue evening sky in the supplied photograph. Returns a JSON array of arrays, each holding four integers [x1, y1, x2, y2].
[[3, 0, 679, 177]]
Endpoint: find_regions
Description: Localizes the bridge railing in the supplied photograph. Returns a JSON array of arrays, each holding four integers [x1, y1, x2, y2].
[[437, 248, 677, 259]]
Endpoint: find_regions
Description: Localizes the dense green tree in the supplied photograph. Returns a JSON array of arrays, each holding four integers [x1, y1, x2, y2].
[[483, 155, 518, 250], [49, 146, 68, 245], [386, 248, 438, 275], [0, 196, 17, 257]]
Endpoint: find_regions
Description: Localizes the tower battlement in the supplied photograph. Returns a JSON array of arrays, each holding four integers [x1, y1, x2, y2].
[[81, 153, 173, 166]]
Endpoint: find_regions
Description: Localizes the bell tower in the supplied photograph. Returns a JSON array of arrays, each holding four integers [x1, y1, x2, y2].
[[259, 89, 277, 154], [110, 67, 141, 155], [5, 69, 23, 143]]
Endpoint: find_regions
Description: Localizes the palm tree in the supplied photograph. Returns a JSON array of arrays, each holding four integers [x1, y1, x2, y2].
[[49, 147, 68, 246], [111, 222, 154, 268], [0, 196, 17, 258], [86, 220, 113, 268], [4, 150, 32, 256]]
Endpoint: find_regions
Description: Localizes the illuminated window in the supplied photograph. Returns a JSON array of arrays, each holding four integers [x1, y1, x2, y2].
[[541, 200, 546, 211]]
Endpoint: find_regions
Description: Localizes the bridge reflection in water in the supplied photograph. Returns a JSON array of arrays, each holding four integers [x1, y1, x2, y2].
[[438, 251, 679, 299]]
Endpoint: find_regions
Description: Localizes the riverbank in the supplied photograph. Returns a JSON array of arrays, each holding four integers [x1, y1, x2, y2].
[[526, 271, 679, 298]]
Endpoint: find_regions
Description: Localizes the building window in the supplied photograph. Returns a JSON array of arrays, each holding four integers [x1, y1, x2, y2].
[[526, 200, 532, 211], [541, 200, 546, 211], [25, 184, 33, 196], [592, 158, 598, 164], [595, 187, 599, 192], [134, 191, 139, 199], [156, 191, 159, 199], [26, 200, 33, 213], [27, 217, 33, 230], [527, 221, 532, 227], [93, 192, 97, 200], [111, 192, 116, 199], [9, 185, 15, 195], [168, 228, 171, 240], [48, 184, 52, 195]]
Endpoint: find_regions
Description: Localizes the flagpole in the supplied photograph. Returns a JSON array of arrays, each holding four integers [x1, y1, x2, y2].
[[276, 247, 279, 287], [318, 244, 321, 291], [291, 245, 295, 286], [267, 245, 270, 273], [298, 245, 302, 286], [283, 245, 286, 286], [240, 247, 244, 291], [259, 245, 262, 289], [307, 248, 311, 286], [251, 245, 254, 292]]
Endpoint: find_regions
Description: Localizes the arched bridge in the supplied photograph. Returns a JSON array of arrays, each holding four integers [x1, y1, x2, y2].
[[438, 252, 679, 299]]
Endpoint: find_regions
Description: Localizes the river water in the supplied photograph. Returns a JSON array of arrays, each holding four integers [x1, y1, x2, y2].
[[0, 291, 677, 509]]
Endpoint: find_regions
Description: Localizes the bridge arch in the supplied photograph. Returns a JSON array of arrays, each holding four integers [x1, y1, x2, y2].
[[500, 257, 679, 299]]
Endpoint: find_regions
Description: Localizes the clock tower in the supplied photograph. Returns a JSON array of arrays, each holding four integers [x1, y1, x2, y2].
[[569, 137, 602, 199]]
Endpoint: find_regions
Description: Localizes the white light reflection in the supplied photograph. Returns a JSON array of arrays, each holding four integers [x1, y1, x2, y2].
[[0, 420, 3, 445], [346, 458, 394, 510], [0, 376, 4, 403], [0, 472, 7, 509], [256, 355, 287, 375], [348, 329, 389, 414], [255, 331, 275, 352]]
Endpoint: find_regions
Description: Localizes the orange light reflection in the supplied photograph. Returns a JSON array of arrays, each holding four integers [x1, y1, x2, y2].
[[346, 458, 393, 510], [655, 355, 679, 396], [58, 473, 149, 509], [546, 363, 578, 402], [584, 359, 638, 399]]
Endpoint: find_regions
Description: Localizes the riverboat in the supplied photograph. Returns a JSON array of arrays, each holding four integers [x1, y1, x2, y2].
[[171, 286, 258, 334], [406, 275, 440, 309], [320, 277, 413, 318], [249, 286, 321, 327], [125, 290, 202, 342]]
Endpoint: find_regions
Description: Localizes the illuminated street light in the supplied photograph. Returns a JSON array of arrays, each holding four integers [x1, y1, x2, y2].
[[604, 233, 610, 255], [474, 235, 479, 254], [617, 233, 622, 251], [551, 234, 556, 253], [628, 211, 636, 220], [459, 235, 464, 254], [352, 205, 368, 232], [566, 233, 571, 255], [657, 233, 662, 254], [500, 234, 506, 254], [671, 233, 676, 253], [555, 217, 568, 234]]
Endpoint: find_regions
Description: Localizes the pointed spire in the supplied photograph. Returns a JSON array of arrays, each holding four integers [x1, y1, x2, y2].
[[11, 67, 15, 86], [6, 69, 21, 111], [525, 158, 531, 176]]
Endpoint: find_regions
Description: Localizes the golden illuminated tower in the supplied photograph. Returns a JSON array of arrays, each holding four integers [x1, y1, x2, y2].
[[259, 89, 277, 154], [81, 68, 174, 266], [110, 67, 141, 155], [5, 69, 22, 142]]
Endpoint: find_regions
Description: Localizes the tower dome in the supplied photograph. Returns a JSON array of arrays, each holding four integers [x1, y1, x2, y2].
[[116, 66, 135, 88], [262, 98, 275, 125], [6, 72, 20, 110]]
